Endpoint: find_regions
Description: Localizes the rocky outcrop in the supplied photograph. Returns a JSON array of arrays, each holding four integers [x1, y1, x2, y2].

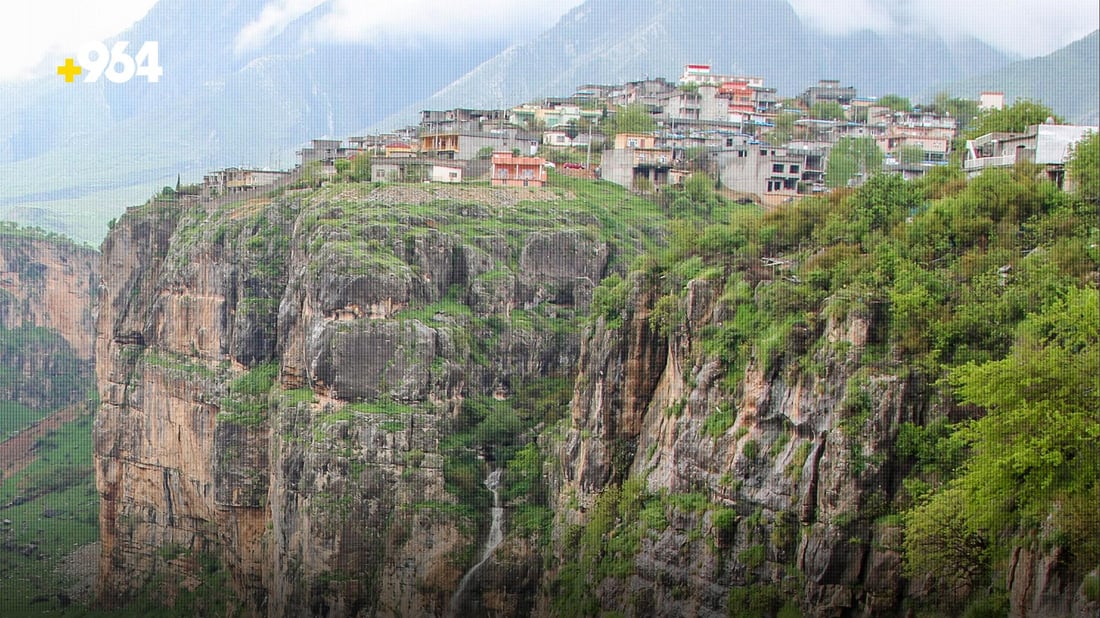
[[541, 273, 930, 617], [0, 231, 97, 411], [93, 186, 618, 616]]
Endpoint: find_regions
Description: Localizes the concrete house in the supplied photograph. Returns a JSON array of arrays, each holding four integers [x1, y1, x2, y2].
[[799, 80, 857, 108], [962, 123, 1097, 186], [602, 132, 676, 190], [203, 167, 290, 197], [490, 152, 547, 187], [372, 158, 466, 183], [543, 131, 574, 147], [297, 139, 342, 166], [420, 129, 537, 161], [714, 144, 825, 205], [384, 142, 417, 158]]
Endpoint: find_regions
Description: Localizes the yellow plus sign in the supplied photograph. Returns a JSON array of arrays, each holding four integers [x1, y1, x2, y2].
[[57, 58, 82, 82]]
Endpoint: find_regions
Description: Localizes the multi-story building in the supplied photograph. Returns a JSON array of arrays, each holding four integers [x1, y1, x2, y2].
[[419, 129, 538, 160], [601, 132, 676, 190], [713, 143, 827, 205], [963, 123, 1097, 186], [799, 80, 857, 108]]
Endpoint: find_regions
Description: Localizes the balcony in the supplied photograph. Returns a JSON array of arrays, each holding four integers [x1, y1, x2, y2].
[[963, 154, 1017, 171]]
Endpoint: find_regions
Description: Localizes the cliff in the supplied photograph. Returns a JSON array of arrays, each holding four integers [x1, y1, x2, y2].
[[92, 182, 662, 616], [92, 170, 1099, 617], [537, 173, 1100, 617], [0, 227, 97, 412]]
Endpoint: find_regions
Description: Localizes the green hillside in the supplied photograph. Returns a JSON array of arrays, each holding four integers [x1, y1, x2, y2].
[[941, 30, 1099, 124]]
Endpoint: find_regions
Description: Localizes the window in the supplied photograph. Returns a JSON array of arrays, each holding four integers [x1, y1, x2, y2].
[[772, 163, 783, 173], [789, 165, 800, 174]]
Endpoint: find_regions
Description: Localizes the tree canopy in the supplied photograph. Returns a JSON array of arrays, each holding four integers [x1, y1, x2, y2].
[[965, 100, 1062, 139], [905, 287, 1100, 591], [605, 104, 657, 138], [825, 137, 883, 187], [1067, 130, 1098, 204], [810, 101, 846, 121], [877, 94, 912, 112]]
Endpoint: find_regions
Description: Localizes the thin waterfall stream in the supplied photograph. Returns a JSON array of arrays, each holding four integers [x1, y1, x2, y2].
[[447, 468, 504, 616]]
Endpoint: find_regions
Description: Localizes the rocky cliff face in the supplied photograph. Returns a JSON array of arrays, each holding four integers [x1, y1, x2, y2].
[[0, 230, 97, 411], [93, 181, 1096, 618], [93, 184, 649, 616], [539, 266, 1098, 618], [540, 273, 926, 616]]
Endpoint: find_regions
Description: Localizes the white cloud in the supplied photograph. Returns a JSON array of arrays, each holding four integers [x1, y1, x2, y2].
[[300, 0, 585, 47], [233, 0, 328, 54], [787, 0, 1098, 58], [0, 0, 157, 81]]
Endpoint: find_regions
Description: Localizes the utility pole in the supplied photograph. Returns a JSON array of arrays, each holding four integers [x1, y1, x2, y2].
[[585, 119, 593, 170]]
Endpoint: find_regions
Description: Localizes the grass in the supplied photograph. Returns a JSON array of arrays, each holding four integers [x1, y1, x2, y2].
[[0, 400, 48, 438], [0, 411, 101, 618]]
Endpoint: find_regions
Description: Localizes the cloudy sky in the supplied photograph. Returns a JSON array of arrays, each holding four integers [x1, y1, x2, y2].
[[0, 0, 1096, 81]]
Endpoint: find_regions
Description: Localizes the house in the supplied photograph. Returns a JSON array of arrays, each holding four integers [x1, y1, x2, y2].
[[602, 132, 676, 190], [419, 129, 537, 160], [608, 78, 677, 108], [713, 144, 825, 205], [962, 123, 1097, 186], [431, 164, 464, 183], [543, 130, 574, 147], [384, 142, 417, 158], [979, 92, 1005, 111], [297, 139, 342, 166], [371, 157, 466, 183], [678, 65, 764, 88], [203, 167, 290, 197], [419, 108, 509, 134], [490, 152, 547, 187], [799, 80, 857, 108]]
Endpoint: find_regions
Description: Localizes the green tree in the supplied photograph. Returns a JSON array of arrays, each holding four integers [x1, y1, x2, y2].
[[826, 137, 883, 187], [904, 287, 1100, 591], [925, 93, 981, 129], [349, 153, 372, 182], [965, 99, 1062, 139], [767, 112, 800, 145], [810, 101, 846, 121], [1067, 130, 1099, 204], [684, 172, 714, 203], [606, 104, 657, 138], [877, 94, 912, 112], [897, 144, 925, 165]]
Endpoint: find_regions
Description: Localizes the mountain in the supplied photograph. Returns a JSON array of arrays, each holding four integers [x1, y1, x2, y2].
[[0, 0, 511, 243], [939, 30, 1099, 125], [0, 0, 1023, 244], [378, 0, 1015, 130]]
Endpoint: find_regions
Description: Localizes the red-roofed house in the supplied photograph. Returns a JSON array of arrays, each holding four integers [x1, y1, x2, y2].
[[491, 152, 547, 187]]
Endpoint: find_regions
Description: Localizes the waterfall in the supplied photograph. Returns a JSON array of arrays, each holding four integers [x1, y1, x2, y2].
[[447, 468, 504, 617]]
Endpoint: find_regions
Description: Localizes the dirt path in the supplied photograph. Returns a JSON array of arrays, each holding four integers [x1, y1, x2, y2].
[[0, 404, 88, 480]]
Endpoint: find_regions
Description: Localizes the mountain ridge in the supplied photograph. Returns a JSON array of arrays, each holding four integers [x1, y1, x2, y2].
[[939, 29, 1099, 124]]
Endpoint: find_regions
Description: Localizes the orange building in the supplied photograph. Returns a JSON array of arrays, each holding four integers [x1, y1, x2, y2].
[[490, 152, 547, 187]]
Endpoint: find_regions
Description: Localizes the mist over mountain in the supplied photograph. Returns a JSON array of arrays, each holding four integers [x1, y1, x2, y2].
[[377, 0, 1015, 129], [939, 29, 1099, 125], [0, 0, 510, 242]]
